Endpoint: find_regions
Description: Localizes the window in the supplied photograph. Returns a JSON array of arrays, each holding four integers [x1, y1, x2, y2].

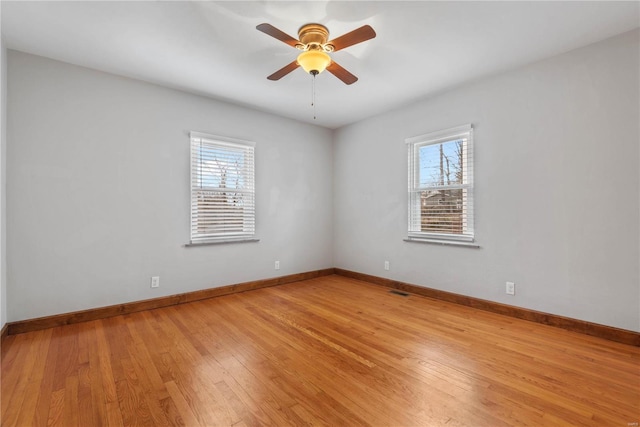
[[190, 132, 255, 244], [407, 124, 474, 242]]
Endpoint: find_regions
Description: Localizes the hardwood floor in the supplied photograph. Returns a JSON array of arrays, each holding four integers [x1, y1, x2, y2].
[[2, 275, 639, 426]]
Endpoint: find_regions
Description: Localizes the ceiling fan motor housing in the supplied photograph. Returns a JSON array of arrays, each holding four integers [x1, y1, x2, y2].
[[297, 24, 333, 51]]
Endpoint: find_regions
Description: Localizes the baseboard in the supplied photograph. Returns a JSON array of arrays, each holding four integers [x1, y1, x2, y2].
[[334, 268, 640, 347], [7, 267, 638, 347], [7, 268, 335, 336]]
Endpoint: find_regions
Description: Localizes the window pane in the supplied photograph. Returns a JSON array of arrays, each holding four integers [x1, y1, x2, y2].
[[197, 145, 248, 190], [419, 188, 465, 234], [193, 190, 253, 235], [418, 139, 464, 187]]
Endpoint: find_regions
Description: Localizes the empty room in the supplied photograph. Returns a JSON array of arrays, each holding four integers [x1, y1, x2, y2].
[[1, 1, 638, 426]]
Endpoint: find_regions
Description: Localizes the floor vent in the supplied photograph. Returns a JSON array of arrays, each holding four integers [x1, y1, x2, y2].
[[389, 290, 410, 297]]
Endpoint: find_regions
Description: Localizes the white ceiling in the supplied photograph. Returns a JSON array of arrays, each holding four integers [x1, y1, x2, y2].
[[2, 1, 638, 129]]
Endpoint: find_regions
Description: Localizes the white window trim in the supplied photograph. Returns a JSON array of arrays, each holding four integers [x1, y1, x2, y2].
[[189, 131, 257, 245], [406, 124, 475, 243]]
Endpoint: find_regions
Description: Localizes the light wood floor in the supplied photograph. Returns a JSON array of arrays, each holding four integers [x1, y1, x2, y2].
[[2, 275, 639, 426]]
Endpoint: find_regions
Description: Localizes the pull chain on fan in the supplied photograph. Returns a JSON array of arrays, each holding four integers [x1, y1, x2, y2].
[[311, 73, 316, 119]]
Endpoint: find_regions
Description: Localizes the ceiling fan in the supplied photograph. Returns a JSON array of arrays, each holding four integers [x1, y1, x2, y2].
[[256, 22, 376, 85]]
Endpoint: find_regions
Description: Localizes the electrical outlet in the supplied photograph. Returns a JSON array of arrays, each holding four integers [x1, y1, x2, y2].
[[506, 281, 515, 295], [384, 260, 390, 271], [275, 261, 280, 270], [151, 276, 160, 288]]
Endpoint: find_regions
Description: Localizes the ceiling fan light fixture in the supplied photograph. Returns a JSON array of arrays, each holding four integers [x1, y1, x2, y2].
[[297, 50, 331, 75]]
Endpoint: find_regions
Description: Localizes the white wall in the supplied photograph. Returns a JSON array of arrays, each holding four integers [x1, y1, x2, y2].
[[333, 30, 640, 332], [6, 51, 333, 322], [1, 33, 7, 330]]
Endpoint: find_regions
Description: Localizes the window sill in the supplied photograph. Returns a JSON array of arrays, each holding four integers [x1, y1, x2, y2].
[[404, 237, 480, 248], [185, 238, 260, 247]]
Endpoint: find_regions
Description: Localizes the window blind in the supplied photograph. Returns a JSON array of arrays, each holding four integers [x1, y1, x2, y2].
[[190, 132, 255, 243], [407, 124, 474, 241]]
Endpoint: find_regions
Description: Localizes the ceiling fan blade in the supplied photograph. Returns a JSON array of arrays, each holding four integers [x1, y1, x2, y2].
[[327, 25, 376, 52], [267, 61, 300, 81], [326, 61, 358, 85], [256, 23, 300, 48]]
